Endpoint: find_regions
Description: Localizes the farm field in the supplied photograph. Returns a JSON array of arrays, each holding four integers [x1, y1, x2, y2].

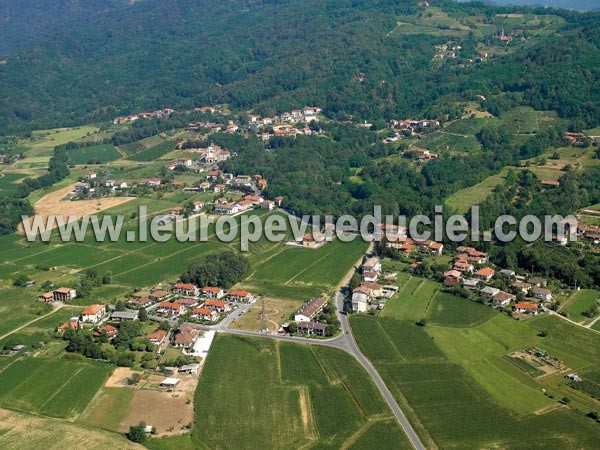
[[66, 144, 121, 164], [351, 314, 600, 449], [0, 173, 27, 194], [0, 408, 140, 450], [426, 293, 496, 327], [191, 334, 409, 450], [559, 289, 599, 323], [246, 237, 368, 300], [380, 276, 438, 321], [445, 167, 515, 214], [0, 358, 112, 419], [27, 126, 100, 150], [127, 140, 178, 161]]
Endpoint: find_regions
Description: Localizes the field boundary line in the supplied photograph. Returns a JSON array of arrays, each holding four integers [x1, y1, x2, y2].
[[284, 246, 338, 286], [38, 366, 85, 414], [0, 304, 64, 341]]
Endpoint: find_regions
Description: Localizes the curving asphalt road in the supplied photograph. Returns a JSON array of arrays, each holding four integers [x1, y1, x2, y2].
[[214, 289, 426, 450]]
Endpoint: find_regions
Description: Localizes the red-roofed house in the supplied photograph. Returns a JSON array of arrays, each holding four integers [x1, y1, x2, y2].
[[146, 329, 168, 346], [227, 290, 255, 303], [191, 307, 219, 322], [202, 287, 224, 299], [173, 283, 199, 297], [93, 325, 118, 339], [514, 302, 539, 314], [203, 299, 231, 313], [81, 304, 106, 324], [444, 270, 462, 284], [474, 267, 495, 282], [156, 302, 185, 316]]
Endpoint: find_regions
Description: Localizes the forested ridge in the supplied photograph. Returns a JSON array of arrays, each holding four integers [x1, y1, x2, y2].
[[0, 0, 598, 133]]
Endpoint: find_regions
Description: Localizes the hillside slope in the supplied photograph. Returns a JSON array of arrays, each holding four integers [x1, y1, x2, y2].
[[0, 0, 598, 132], [0, 0, 132, 54]]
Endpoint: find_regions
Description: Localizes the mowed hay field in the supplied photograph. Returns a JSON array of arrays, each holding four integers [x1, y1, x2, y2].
[[560, 289, 599, 323], [65, 144, 121, 164], [0, 358, 112, 419], [0, 408, 141, 450], [192, 334, 411, 450], [244, 237, 368, 299], [351, 309, 600, 449]]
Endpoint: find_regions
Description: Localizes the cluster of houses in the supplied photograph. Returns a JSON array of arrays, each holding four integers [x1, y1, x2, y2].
[[113, 108, 176, 124], [433, 43, 462, 60], [443, 246, 554, 316], [214, 193, 283, 215], [146, 283, 256, 323], [293, 297, 329, 336], [352, 257, 398, 313], [403, 147, 438, 162]]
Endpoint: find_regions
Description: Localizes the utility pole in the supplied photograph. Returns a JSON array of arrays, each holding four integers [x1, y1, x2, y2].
[[261, 296, 267, 334]]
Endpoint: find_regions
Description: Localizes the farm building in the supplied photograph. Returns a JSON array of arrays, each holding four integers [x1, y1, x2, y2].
[[160, 378, 181, 388], [81, 304, 107, 323]]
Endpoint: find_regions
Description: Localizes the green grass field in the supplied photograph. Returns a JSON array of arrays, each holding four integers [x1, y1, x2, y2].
[[381, 277, 438, 321], [127, 140, 178, 162], [244, 237, 368, 300], [27, 126, 100, 150], [560, 289, 599, 323], [0, 358, 112, 419], [0, 173, 27, 194], [426, 293, 496, 327], [193, 334, 410, 449], [445, 168, 514, 214], [66, 144, 121, 164], [351, 314, 600, 449]]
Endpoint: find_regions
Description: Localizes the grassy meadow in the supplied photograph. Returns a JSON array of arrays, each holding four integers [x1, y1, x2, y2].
[[192, 334, 411, 450], [351, 296, 600, 449]]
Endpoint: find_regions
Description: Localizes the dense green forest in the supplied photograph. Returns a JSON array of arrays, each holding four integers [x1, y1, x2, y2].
[[0, 0, 598, 133], [0, 0, 131, 53]]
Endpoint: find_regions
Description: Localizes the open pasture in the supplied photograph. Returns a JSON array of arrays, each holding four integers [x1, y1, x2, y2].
[[0, 358, 112, 419], [351, 314, 600, 449], [66, 144, 121, 165], [193, 334, 402, 450]]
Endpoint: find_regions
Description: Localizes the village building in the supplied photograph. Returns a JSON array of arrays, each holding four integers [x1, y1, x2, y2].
[[149, 290, 170, 301], [81, 304, 107, 324], [492, 291, 516, 308], [146, 329, 168, 346], [295, 297, 328, 322], [110, 310, 139, 321], [444, 270, 462, 285], [129, 297, 153, 308], [352, 286, 370, 313], [202, 286, 225, 299], [191, 307, 219, 322], [173, 283, 200, 297], [58, 317, 81, 332], [156, 301, 185, 316], [93, 325, 118, 339], [531, 287, 552, 302], [362, 257, 382, 274], [297, 321, 328, 337], [227, 289, 254, 303], [514, 301, 539, 315], [202, 299, 231, 313], [51, 287, 77, 302], [474, 267, 495, 282]]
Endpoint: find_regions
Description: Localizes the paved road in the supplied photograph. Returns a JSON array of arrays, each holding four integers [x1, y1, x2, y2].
[[216, 290, 426, 450]]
